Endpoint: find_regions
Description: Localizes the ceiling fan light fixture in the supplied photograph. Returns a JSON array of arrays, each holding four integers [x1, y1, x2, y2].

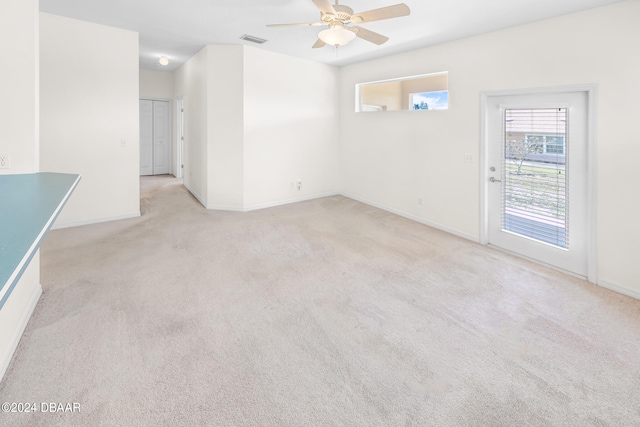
[[318, 26, 356, 47]]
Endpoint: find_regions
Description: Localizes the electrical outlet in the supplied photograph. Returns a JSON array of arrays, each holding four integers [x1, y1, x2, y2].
[[295, 179, 302, 191], [0, 153, 10, 169], [464, 153, 473, 163]]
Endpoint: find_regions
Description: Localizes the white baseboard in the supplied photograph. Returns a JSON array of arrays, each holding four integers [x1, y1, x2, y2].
[[206, 205, 245, 211], [184, 184, 243, 211], [51, 212, 141, 230], [0, 283, 42, 382], [242, 192, 339, 212], [183, 182, 207, 209], [340, 192, 479, 243], [597, 280, 640, 301], [184, 183, 339, 213]]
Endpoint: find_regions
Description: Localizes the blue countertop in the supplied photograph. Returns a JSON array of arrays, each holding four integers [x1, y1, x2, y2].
[[0, 172, 80, 309]]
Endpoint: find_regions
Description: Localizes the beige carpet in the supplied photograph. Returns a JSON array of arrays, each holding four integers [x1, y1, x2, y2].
[[1, 175, 639, 426]]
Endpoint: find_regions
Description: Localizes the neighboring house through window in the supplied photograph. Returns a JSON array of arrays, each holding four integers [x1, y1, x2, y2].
[[525, 134, 566, 155]]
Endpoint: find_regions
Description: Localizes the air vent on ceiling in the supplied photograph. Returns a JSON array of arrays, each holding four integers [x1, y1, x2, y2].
[[240, 34, 268, 44]]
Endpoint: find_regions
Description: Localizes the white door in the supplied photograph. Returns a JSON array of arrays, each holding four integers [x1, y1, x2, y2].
[[139, 99, 171, 176], [139, 100, 153, 176], [153, 100, 171, 175], [486, 91, 588, 277]]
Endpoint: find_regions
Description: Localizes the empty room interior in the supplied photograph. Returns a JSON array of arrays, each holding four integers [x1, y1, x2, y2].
[[1, 0, 639, 425]]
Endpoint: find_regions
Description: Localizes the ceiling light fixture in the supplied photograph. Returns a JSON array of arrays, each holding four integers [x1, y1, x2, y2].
[[318, 23, 356, 47], [159, 56, 169, 66]]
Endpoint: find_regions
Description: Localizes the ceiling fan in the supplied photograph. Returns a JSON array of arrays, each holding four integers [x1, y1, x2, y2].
[[267, 0, 410, 49]]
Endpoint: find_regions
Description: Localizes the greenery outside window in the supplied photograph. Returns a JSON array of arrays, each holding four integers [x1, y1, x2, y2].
[[409, 90, 449, 110]]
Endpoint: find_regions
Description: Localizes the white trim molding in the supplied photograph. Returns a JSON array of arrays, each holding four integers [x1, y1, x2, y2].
[[207, 204, 245, 212], [242, 192, 339, 212], [183, 182, 207, 208], [52, 212, 141, 230], [597, 280, 640, 301], [341, 192, 479, 243]]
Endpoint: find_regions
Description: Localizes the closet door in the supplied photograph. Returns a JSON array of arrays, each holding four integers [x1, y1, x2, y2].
[[139, 100, 153, 176], [153, 100, 171, 175], [140, 100, 171, 176]]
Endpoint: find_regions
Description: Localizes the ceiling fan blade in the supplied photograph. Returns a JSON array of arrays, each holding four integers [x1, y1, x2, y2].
[[267, 22, 324, 28], [312, 39, 326, 49], [349, 26, 389, 45], [312, 0, 337, 15], [351, 4, 410, 24]]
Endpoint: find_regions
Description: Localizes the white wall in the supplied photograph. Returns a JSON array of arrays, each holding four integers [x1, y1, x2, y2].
[[206, 45, 245, 210], [339, 0, 640, 295], [243, 46, 340, 209], [0, 0, 39, 175], [0, 0, 42, 381], [175, 45, 339, 211], [174, 45, 245, 210], [140, 69, 174, 100], [40, 13, 140, 228], [174, 47, 209, 204]]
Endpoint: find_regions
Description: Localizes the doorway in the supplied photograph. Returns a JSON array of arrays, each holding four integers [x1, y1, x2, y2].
[[481, 87, 597, 280], [140, 99, 171, 176]]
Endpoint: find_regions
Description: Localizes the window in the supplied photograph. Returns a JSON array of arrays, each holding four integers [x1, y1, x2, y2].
[[525, 134, 566, 155], [409, 90, 449, 110], [503, 108, 569, 248], [356, 72, 448, 112], [545, 136, 565, 154]]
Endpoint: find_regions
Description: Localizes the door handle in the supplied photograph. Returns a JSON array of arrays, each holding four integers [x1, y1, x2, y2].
[[489, 177, 502, 183]]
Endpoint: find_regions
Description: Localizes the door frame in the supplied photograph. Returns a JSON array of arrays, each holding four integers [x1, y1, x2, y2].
[[176, 97, 184, 179], [479, 84, 598, 283]]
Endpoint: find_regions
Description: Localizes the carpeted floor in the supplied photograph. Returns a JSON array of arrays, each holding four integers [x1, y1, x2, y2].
[[1, 175, 639, 426]]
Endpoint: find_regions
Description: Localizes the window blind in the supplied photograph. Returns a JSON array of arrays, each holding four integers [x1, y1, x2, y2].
[[502, 108, 569, 249]]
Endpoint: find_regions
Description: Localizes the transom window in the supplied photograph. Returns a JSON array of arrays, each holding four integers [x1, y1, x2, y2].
[[356, 72, 448, 112]]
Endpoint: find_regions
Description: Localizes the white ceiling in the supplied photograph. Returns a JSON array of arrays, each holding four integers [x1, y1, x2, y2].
[[39, 0, 622, 72]]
